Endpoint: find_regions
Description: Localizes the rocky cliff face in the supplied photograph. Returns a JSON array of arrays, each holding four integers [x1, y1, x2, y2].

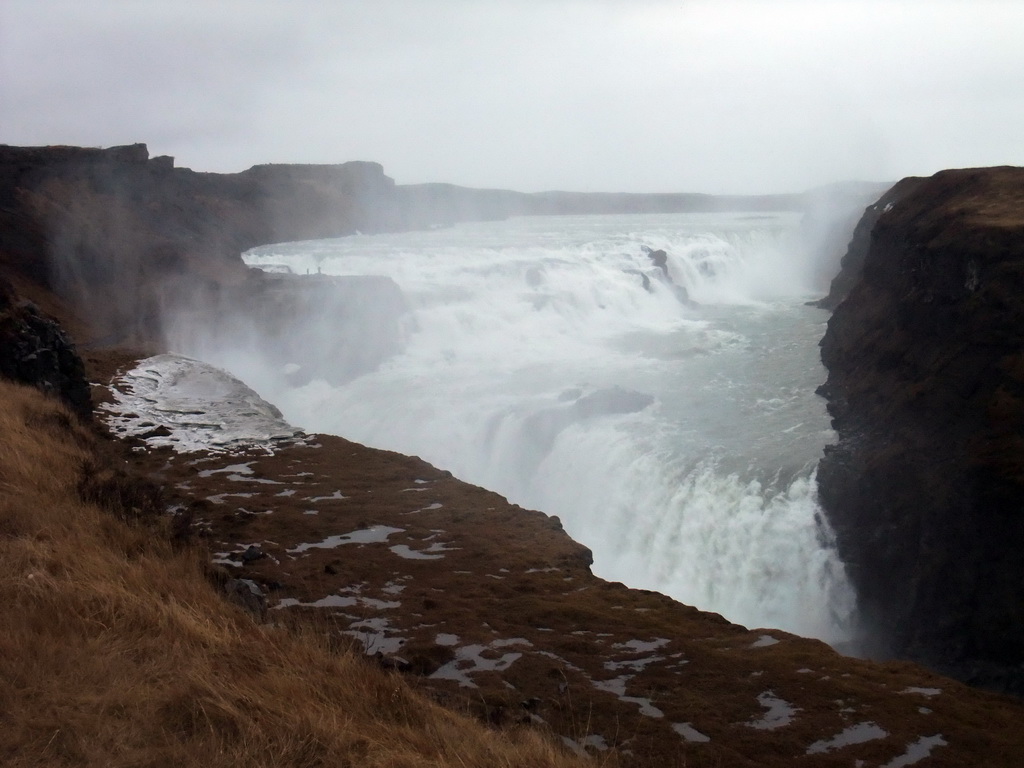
[[816, 166, 1024, 693], [0, 144, 415, 383], [813, 178, 926, 309], [0, 143, 401, 343], [0, 278, 90, 417]]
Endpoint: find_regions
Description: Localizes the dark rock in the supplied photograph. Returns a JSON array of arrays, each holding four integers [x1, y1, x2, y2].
[[813, 177, 928, 310], [374, 653, 412, 673], [241, 545, 264, 563], [0, 280, 91, 417], [641, 245, 671, 280], [816, 166, 1024, 695], [224, 578, 267, 621]]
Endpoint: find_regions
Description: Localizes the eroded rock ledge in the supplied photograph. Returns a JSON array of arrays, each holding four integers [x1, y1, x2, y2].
[[817, 166, 1024, 694]]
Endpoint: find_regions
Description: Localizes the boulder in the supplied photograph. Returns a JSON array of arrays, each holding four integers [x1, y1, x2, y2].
[[225, 578, 267, 621], [0, 280, 90, 417]]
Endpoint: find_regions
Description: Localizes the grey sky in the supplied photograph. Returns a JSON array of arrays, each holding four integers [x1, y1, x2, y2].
[[2, 0, 1022, 193]]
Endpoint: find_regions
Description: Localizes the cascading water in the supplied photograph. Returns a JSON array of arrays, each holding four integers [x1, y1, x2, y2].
[[200, 212, 856, 644]]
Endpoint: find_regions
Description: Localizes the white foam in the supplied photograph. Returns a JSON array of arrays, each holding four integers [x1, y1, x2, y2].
[[198, 214, 856, 642]]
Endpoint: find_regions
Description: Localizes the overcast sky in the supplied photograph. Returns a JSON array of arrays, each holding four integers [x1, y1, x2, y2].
[[2, 1, 1022, 194]]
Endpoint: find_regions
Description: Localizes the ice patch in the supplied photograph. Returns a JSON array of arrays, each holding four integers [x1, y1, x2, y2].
[[405, 502, 444, 514], [562, 734, 609, 756], [274, 595, 357, 609], [592, 675, 664, 718], [289, 525, 404, 553], [199, 463, 254, 477], [806, 722, 888, 754], [390, 540, 458, 560], [345, 617, 406, 655], [228, 474, 282, 485], [101, 354, 302, 453], [435, 633, 460, 646], [358, 598, 401, 610], [614, 638, 670, 653], [604, 655, 664, 672], [750, 634, 780, 648], [672, 723, 710, 743], [429, 642, 524, 688], [900, 687, 941, 697], [492, 638, 532, 648], [747, 691, 797, 730], [205, 493, 256, 504], [880, 735, 947, 767], [309, 490, 347, 502]]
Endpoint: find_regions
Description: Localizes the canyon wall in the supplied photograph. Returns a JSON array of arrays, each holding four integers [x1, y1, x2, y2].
[[816, 166, 1024, 694]]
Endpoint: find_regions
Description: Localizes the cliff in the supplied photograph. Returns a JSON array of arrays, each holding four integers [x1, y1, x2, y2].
[[4, 143, 1024, 764], [817, 166, 1024, 693], [813, 178, 926, 309], [0, 143, 398, 345], [0, 142, 867, 387]]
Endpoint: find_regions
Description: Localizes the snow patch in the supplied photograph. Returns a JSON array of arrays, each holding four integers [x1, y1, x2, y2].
[[806, 722, 888, 754], [101, 354, 302, 453], [289, 525, 404, 553], [880, 735, 948, 767], [429, 642, 524, 688], [900, 687, 941, 697], [747, 691, 797, 730], [672, 722, 710, 743]]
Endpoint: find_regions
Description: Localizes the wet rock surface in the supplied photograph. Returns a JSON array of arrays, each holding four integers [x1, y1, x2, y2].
[[817, 166, 1024, 694]]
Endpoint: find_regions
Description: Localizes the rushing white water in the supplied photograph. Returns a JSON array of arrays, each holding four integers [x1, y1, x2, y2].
[[208, 212, 854, 643]]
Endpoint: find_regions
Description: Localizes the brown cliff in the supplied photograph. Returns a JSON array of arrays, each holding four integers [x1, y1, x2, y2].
[[817, 166, 1024, 694]]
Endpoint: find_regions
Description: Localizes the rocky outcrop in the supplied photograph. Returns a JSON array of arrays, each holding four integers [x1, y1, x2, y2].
[[816, 166, 1024, 694], [0, 278, 90, 416], [813, 178, 926, 309]]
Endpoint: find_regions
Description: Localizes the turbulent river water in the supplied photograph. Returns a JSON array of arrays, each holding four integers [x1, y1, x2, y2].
[[229, 212, 854, 644]]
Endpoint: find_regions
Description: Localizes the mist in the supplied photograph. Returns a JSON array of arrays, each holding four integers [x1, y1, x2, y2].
[[155, 208, 863, 645], [4, 1, 1023, 194]]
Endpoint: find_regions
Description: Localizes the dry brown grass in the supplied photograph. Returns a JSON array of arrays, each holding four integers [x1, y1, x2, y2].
[[0, 381, 586, 768]]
